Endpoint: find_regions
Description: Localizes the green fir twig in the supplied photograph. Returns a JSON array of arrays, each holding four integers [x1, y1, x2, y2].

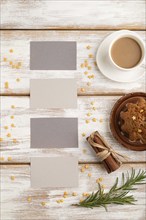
[[72, 169, 146, 210]]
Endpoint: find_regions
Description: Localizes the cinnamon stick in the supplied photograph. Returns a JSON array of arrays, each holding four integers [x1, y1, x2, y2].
[[87, 132, 121, 173]]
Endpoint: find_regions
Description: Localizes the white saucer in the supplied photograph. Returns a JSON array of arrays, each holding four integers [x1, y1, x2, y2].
[[96, 30, 145, 82]]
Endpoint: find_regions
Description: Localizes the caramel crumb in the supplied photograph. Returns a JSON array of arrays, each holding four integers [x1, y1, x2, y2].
[[80, 199, 83, 203], [82, 133, 86, 137], [84, 164, 89, 169], [13, 139, 17, 143], [4, 82, 9, 89], [82, 149, 87, 154], [82, 192, 89, 197], [9, 49, 13, 53], [4, 126, 9, 130], [96, 177, 103, 183], [41, 202, 46, 206], [86, 45, 91, 50], [11, 116, 14, 119], [12, 65, 16, 69], [0, 157, 4, 161], [10, 176, 15, 181], [72, 192, 77, 196], [88, 173, 92, 177], [27, 197, 32, 202], [140, 109, 144, 113], [87, 112, 92, 117], [16, 78, 20, 82], [88, 66, 92, 70], [0, 138, 3, 142], [101, 184, 106, 189], [7, 133, 11, 138], [3, 57, 7, 62], [63, 195, 68, 198], [92, 107, 97, 111], [80, 63, 84, 68], [63, 191, 68, 196], [88, 54, 93, 58], [84, 71, 88, 75], [8, 157, 12, 161], [81, 167, 85, 172], [99, 118, 103, 123], [87, 82, 91, 86], [94, 61, 97, 66], [11, 123, 15, 128], [15, 65, 20, 69], [80, 88, 85, 92], [84, 59, 88, 63], [90, 101, 94, 105], [92, 118, 97, 122], [9, 61, 13, 65], [85, 119, 90, 124], [11, 105, 15, 109], [56, 199, 64, 203], [17, 62, 22, 66]]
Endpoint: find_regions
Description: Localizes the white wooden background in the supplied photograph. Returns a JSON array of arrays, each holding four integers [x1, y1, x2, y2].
[[0, 1, 146, 220]]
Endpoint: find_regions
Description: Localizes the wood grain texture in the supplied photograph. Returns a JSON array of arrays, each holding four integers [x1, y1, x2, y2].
[[1, 0, 145, 29], [1, 163, 146, 220], [1, 96, 145, 163], [1, 30, 145, 95]]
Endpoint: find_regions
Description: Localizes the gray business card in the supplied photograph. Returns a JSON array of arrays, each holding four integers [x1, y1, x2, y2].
[[31, 157, 78, 188], [31, 118, 78, 148], [30, 41, 76, 70], [30, 79, 77, 109]]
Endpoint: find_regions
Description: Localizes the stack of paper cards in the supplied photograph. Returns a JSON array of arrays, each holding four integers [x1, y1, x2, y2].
[[30, 41, 78, 188]]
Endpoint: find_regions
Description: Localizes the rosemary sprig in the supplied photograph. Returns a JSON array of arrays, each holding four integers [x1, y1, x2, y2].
[[73, 169, 146, 210]]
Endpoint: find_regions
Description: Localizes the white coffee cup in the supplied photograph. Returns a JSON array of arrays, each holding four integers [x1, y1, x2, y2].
[[108, 31, 145, 71]]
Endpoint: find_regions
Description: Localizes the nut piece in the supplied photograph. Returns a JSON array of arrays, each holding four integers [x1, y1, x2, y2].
[[138, 129, 142, 133], [132, 116, 136, 121]]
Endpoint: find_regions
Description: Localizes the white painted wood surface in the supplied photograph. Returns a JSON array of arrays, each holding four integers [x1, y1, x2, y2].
[[1, 164, 146, 220], [1, 96, 146, 163], [1, 0, 145, 29], [1, 30, 145, 95], [1, 1, 146, 219]]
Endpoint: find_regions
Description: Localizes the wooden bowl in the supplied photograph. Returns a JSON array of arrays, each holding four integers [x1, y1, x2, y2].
[[110, 92, 146, 151]]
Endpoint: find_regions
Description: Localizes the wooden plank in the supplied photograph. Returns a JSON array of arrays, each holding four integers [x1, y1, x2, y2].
[[1, 0, 145, 30], [1, 30, 145, 95], [1, 96, 145, 163], [1, 163, 146, 220]]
